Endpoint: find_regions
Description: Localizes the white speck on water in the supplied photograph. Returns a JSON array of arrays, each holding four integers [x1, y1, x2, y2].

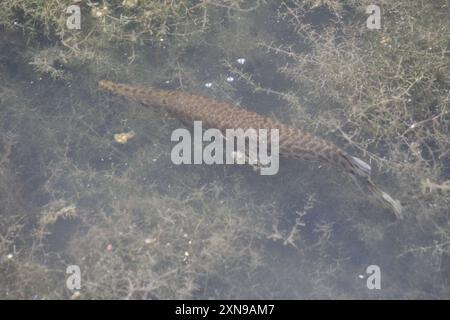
[[226, 76, 234, 82], [71, 291, 81, 300], [237, 58, 246, 64], [204, 82, 212, 88]]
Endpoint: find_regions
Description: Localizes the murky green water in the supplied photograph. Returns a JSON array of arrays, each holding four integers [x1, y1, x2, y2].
[[0, 1, 449, 299]]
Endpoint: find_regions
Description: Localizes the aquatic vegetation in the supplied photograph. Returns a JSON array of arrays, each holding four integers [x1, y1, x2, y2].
[[1, 0, 224, 84], [273, 1, 449, 216], [0, 0, 449, 299]]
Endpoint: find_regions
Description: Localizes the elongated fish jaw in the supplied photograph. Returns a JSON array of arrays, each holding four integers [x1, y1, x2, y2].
[[349, 156, 371, 177], [99, 80, 145, 104]]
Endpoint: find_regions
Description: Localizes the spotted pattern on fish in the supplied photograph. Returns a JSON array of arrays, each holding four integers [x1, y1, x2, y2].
[[99, 80, 369, 178], [98, 80, 402, 218]]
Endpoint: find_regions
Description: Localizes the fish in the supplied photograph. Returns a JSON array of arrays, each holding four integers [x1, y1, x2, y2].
[[98, 80, 403, 218]]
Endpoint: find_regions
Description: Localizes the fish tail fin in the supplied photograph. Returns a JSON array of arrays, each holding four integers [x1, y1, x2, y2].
[[348, 155, 371, 177], [344, 154, 403, 219], [357, 175, 404, 219]]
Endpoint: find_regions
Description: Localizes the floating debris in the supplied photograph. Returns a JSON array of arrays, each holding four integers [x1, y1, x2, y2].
[[144, 238, 156, 245], [226, 76, 234, 82], [204, 82, 212, 88], [231, 150, 246, 164], [236, 58, 246, 64], [421, 178, 450, 193], [114, 130, 135, 144], [71, 291, 81, 300], [91, 5, 109, 18], [231, 150, 261, 172], [122, 0, 138, 9]]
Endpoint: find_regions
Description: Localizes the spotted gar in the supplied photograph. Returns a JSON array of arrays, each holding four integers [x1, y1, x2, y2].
[[99, 80, 403, 218]]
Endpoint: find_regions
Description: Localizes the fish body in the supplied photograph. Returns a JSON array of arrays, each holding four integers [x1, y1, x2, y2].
[[99, 80, 402, 218], [99, 80, 369, 178]]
